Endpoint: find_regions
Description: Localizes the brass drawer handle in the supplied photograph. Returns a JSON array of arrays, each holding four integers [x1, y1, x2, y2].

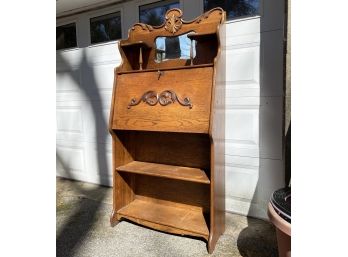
[[128, 90, 192, 109]]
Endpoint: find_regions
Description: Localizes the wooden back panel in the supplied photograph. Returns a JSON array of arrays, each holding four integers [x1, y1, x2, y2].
[[135, 175, 210, 213], [115, 130, 211, 171]]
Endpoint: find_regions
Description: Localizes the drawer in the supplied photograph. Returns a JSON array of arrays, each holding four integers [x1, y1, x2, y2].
[[112, 67, 213, 133]]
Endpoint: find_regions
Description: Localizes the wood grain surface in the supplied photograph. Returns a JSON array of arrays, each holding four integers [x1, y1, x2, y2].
[[116, 161, 210, 184], [117, 199, 209, 239], [109, 7, 226, 254], [112, 67, 213, 133]]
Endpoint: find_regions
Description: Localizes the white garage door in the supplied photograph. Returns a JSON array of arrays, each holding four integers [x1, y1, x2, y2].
[[56, 0, 285, 220]]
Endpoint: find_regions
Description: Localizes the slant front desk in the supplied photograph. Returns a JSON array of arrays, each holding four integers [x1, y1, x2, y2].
[[109, 8, 226, 253]]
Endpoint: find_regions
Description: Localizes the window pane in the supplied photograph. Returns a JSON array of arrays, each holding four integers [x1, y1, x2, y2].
[[90, 12, 122, 44], [56, 23, 77, 50], [204, 0, 259, 20], [139, 0, 180, 26]]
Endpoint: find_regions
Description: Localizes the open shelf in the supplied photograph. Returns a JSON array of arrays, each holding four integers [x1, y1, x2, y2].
[[117, 198, 209, 239], [120, 41, 151, 49], [116, 161, 210, 184]]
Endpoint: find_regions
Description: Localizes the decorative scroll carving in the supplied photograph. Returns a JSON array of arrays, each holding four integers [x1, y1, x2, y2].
[[128, 90, 157, 108], [194, 8, 224, 24], [158, 90, 192, 108], [131, 23, 154, 31], [128, 90, 192, 109], [164, 9, 183, 34]]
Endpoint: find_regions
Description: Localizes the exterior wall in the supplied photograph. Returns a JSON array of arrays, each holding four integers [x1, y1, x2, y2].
[[56, 0, 285, 219]]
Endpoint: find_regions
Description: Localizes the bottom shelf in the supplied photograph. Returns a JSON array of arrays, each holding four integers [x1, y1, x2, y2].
[[117, 199, 209, 239]]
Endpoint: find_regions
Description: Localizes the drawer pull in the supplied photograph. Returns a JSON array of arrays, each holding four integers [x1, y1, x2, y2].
[[128, 90, 192, 109]]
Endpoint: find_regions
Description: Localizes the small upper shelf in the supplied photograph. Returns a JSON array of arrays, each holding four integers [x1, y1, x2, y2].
[[116, 161, 210, 184], [120, 41, 152, 49]]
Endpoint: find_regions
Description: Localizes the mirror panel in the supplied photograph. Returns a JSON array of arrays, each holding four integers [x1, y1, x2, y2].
[[155, 32, 196, 63]]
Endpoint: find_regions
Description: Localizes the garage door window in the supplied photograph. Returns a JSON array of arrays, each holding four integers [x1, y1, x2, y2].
[[56, 23, 77, 50], [204, 0, 260, 20], [139, 0, 180, 26], [90, 12, 122, 44]]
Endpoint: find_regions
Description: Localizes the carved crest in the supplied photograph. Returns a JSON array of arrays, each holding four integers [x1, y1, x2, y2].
[[126, 8, 224, 40], [164, 9, 183, 34]]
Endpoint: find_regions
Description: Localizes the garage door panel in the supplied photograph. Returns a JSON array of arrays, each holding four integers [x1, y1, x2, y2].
[[85, 142, 113, 186], [226, 46, 259, 83], [86, 43, 121, 64], [226, 18, 260, 37], [56, 144, 85, 175], [82, 63, 118, 92], [56, 49, 83, 69], [56, 68, 88, 102], [225, 108, 259, 158], [226, 164, 259, 201], [56, 69, 80, 91], [56, 107, 82, 133]]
